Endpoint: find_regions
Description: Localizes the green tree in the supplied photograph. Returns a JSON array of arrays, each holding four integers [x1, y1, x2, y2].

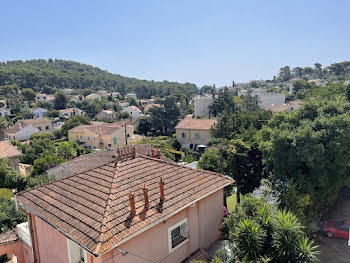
[[279, 66, 292, 81], [54, 90, 69, 110], [148, 96, 181, 135], [0, 197, 26, 233], [209, 87, 235, 117], [21, 88, 37, 102], [243, 88, 260, 110], [260, 99, 350, 221], [198, 140, 265, 203], [0, 159, 26, 191], [61, 115, 90, 136]]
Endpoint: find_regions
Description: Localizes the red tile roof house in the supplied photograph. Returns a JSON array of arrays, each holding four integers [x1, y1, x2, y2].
[[14, 146, 232, 263]]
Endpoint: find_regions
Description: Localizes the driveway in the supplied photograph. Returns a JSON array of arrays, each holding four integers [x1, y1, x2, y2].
[[315, 187, 350, 263]]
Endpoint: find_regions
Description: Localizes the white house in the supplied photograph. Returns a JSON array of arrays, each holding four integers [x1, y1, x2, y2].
[[33, 108, 48, 118], [59, 108, 85, 118], [4, 124, 39, 141], [238, 88, 285, 109], [193, 94, 214, 118], [122, 106, 143, 119]]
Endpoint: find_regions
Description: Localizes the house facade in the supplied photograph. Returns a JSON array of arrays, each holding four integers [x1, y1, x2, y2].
[[122, 106, 143, 119], [35, 94, 55, 102], [33, 108, 48, 118], [68, 122, 133, 149], [175, 119, 217, 148], [15, 147, 232, 263], [238, 88, 285, 109], [0, 141, 22, 172], [59, 108, 85, 118], [94, 110, 117, 121], [4, 124, 40, 141], [20, 118, 53, 133], [193, 95, 214, 118]]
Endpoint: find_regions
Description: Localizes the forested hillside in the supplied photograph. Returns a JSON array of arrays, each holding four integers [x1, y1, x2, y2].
[[0, 59, 198, 99], [276, 61, 350, 81]]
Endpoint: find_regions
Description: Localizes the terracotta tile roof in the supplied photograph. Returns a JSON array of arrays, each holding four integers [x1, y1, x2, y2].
[[47, 144, 175, 176], [17, 149, 232, 256], [175, 119, 217, 130], [0, 141, 22, 158], [21, 118, 51, 125], [4, 125, 20, 134], [0, 229, 19, 245], [68, 123, 124, 135], [126, 106, 142, 112]]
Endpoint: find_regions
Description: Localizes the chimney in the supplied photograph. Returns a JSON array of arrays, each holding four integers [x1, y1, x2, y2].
[[159, 178, 165, 202], [156, 149, 160, 159], [142, 184, 149, 209], [151, 148, 155, 158], [128, 191, 136, 216]]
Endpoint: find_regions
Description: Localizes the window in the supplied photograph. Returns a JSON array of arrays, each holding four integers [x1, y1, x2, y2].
[[88, 136, 90, 140], [168, 218, 188, 253], [181, 132, 186, 138], [194, 133, 200, 140], [80, 135, 82, 139], [38, 127, 41, 131], [113, 137, 117, 144], [46, 126, 49, 130]]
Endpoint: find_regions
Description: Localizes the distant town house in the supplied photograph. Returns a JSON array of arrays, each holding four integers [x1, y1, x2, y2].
[[94, 110, 117, 121], [12, 146, 232, 263], [122, 106, 143, 119], [0, 141, 22, 172], [85, 93, 102, 100], [175, 118, 217, 149], [193, 94, 214, 118], [33, 108, 48, 118], [4, 118, 53, 141], [268, 100, 303, 113], [59, 108, 85, 118], [35, 93, 55, 102], [68, 122, 133, 150], [238, 88, 285, 110]]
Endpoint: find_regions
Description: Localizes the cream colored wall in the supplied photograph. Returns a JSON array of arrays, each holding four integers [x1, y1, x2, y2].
[[68, 130, 100, 149], [31, 121, 53, 132], [176, 128, 211, 146]]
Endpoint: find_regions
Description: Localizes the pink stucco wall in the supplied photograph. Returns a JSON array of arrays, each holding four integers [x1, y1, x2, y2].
[[92, 189, 224, 263], [30, 189, 224, 263], [34, 216, 69, 263]]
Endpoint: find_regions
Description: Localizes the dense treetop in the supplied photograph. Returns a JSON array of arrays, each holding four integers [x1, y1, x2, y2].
[[0, 59, 198, 99]]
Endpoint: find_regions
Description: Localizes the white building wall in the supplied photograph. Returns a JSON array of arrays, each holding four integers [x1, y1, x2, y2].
[[193, 95, 214, 118], [238, 89, 285, 110]]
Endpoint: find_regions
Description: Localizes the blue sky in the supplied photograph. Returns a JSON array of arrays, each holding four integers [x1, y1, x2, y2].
[[1, 0, 349, 87]]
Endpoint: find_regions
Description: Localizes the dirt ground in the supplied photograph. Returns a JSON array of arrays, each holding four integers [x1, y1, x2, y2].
[[315, 187, 350, 263]]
